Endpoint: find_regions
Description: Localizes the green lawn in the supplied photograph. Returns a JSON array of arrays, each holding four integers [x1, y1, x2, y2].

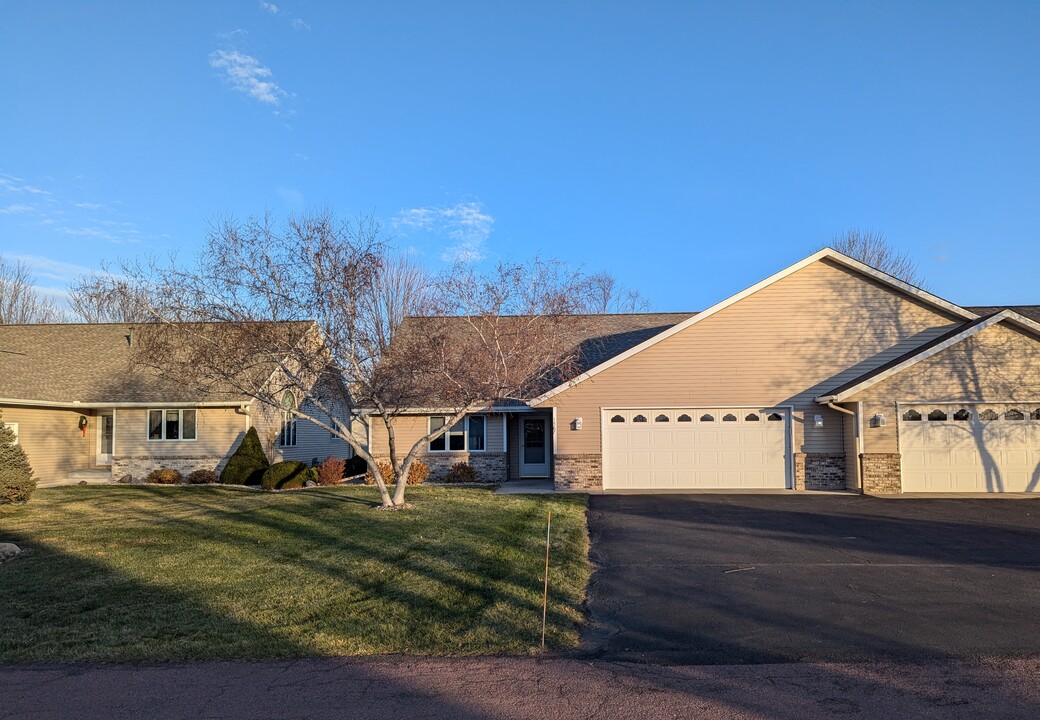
[[0, 485, 590, 662]]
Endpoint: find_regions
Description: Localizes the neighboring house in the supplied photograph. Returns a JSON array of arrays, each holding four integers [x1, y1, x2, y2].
[[0, 322, 352, 485], [371, 248, 1040, 494]]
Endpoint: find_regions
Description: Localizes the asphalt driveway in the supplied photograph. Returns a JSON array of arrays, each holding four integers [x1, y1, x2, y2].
[[581, 494, 1040, 664]]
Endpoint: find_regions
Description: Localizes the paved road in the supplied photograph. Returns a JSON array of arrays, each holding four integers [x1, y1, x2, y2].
[[3, 656, 1039, 720], [582, 494, 1040, 663]]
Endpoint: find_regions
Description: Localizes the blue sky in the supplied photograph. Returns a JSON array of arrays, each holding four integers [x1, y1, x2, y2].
[[1, 1, 1038, 312]]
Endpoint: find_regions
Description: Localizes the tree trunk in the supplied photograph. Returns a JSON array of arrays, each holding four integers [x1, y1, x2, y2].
[[384, 416, 407, 507]]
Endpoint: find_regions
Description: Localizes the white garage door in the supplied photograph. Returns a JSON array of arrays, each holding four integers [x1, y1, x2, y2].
[[603, 408, 790, 491], [900, 404, 1040, 493]]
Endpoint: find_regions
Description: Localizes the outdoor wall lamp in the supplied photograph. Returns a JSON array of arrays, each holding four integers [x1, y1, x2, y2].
[[572, 417, 583, 430], [78, 416, 88, 437], [813, 414, 824, 429], [872, 413, 887, 427]]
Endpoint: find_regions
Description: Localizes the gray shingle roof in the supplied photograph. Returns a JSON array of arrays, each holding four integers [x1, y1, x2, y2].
[[0, 322, 312, 405], [394, 312, 696, 404], [965, 306, 1040, 323]]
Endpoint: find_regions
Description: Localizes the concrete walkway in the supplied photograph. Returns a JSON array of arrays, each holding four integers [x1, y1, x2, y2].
[[2, 656, 1039, 719], [495, 480, 554, 494]]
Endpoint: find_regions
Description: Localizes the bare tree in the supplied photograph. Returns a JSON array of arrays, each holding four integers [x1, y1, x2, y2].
[[583, 272, 652, 313], [105, 211, 594, 508], [67, 269, 158, 323], [826, 230, 923, 287], [0, 255, 64, 324]]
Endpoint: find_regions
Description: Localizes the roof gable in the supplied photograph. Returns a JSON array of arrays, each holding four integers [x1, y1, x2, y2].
[[817, 310, 1040, 402], [530, 248, 978, 405]]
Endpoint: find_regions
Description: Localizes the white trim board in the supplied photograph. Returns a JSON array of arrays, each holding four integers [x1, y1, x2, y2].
[[531, 248, 978, 406], [818, 310, 1040, 403]]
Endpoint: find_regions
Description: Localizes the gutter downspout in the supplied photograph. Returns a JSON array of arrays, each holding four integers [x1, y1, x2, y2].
[[823, 400, 864, 494]]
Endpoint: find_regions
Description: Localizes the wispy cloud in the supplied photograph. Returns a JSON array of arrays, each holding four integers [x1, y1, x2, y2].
[[291, 18, 311, 31], [394, 201, 495, 262], [9, 254, 98, 284], [209, 50, 287, 105], [260, 1, 279, 13], [73, 202, 106, 211], [0, 173, 52, 196], [0, 203, 34, 215]]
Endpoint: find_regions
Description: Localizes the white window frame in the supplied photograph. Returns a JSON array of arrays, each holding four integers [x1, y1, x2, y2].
[[146, 408, 197, 442], [429, 415, 487, 453], [4, 422, 18, 445], [279, 391, 298, 448]]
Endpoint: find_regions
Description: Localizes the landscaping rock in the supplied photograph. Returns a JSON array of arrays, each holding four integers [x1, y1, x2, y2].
[[0, 542, 21, 560], [305, 480, 318, 488], [118, 474, 133, 484]]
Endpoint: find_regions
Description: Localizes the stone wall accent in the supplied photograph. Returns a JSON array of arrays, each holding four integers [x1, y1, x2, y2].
[[554, 454, 602, 492], [112, 455, 228, 483], [805, 453, 846, 491], [861, 453, 902, 494], [794, 453, 847, 490], [378, 452, 508, 484]]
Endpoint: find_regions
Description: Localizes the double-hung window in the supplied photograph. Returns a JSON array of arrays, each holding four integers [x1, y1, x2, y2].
[[429, 415, 485, 452], [148, 409, 197, 441]]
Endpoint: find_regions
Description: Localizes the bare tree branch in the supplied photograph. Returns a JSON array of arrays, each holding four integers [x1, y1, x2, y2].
[[826, 230, 924, 287], [0, 255, 65, 324]]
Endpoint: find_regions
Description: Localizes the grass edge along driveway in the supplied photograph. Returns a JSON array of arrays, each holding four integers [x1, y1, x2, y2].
[[0, 485, 589, 662]]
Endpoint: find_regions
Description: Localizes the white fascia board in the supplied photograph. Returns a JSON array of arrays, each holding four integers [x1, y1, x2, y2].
[[531, 248, 977, 406], [817, 310, 1040, 403], [0, 398, 249, 409]]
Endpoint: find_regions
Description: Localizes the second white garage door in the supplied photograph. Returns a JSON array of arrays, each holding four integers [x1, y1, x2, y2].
[[900, 404, 1040, 492], [603, 408, 790, 491]]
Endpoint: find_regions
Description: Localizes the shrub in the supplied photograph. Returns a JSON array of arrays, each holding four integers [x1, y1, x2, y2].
[[0, 412, 35, 504], [316, 456, 345, 486], [220, 427, 270, 486], [444, 462, 478, 484], [261, 461, 317, 490], [364, 459, 429, 486], [343, 455, 368, 477], [187, 469, 217, 485], [146, 468, 183, 485]]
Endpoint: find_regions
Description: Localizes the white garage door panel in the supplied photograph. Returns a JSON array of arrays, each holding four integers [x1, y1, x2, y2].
[[900, 404, 1040, 493], [604, 408, 789, 490]]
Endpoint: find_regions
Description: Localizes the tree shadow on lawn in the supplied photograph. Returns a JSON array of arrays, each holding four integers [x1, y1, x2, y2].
[[3, 486, 586, 659]]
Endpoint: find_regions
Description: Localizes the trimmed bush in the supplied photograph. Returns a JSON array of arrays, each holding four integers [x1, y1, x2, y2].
[[187, 469, 218, 485], [0, 411, 35, 504], [444, 462, 478, 484], [343, 455, 368, 477], [316, 457, 345, 486], [364, 459, 429, 487], [220, 427, 269, 486], [146, 468, 183, 485], [261, 461, 317, 490]]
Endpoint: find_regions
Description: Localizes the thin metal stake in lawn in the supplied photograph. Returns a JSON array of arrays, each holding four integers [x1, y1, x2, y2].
[[541, 510, 552, 649]]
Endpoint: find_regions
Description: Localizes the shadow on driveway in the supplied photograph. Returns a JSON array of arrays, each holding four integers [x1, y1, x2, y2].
[[579, 494, 1040, 664]]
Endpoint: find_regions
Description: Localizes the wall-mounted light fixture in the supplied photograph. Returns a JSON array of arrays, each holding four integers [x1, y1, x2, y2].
[[813, 414, 824, 429], [572, 417, 583, 431], [78, 415, 88, 437], [871, 413, 887, 427]]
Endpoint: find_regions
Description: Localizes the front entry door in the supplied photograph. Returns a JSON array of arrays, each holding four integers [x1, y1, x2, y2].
[[96, 413, 114, 465], [520, 417, 550, 477]]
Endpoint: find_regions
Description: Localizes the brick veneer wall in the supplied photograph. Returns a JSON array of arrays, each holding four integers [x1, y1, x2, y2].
[[861, 453, 902, 494], [112, 455, 228, 483], [382, 452, 508, 484], [794, 453, 847, 491], [554, 454, 602, 492]]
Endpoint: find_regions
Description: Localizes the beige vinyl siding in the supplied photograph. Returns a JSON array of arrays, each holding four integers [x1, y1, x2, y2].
[[369, 413, 506, 456], [118, 407, 247, 457], [249, 400, 354, 463], [848, 322, 1040, 454], [0, 405, 96, 481], [539, 258, 962, 456]]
